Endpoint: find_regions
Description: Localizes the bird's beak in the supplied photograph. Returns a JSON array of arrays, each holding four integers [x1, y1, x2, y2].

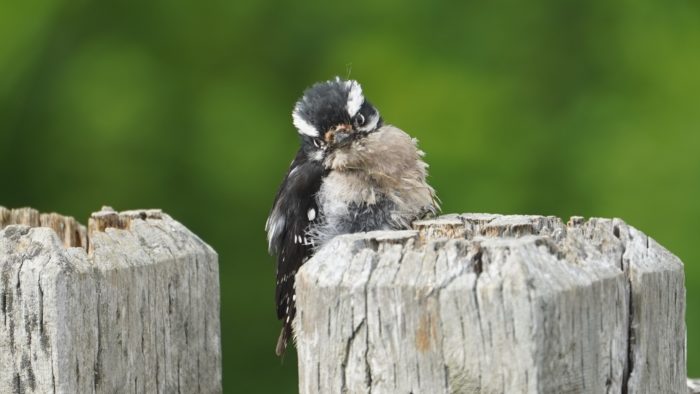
[[324, 124, 354, 146]]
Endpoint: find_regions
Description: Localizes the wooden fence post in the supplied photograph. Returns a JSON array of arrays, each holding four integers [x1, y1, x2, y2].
[[0, 206, 221, 393], [295, 213, 692, 393]]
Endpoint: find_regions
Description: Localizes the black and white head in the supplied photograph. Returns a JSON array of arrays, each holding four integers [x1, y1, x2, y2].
[[292, 77, 383, 160]]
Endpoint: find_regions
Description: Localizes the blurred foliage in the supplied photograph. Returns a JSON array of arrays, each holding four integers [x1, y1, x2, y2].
[[1, 0, 699, 391]]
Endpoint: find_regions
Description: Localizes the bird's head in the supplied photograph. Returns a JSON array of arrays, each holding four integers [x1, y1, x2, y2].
[[292, 78, 382, 160]]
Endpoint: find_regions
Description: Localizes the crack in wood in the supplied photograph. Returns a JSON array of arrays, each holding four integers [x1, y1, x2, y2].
[[295, 213, 688, 393], [0, 207, 220, 393]]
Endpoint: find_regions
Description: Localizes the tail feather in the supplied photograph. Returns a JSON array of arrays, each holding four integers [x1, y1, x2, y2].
[[276, 323, 292, 356]]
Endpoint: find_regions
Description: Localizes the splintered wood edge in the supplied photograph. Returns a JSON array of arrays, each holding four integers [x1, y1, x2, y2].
[[0, 206, 87, 248], [412, 212, 595, 241], [0, 205, 163, 250], [87, 206, 163, 233]]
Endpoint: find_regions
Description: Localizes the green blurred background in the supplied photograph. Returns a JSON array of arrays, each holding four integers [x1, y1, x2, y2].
[[1, 0, 698, 391]]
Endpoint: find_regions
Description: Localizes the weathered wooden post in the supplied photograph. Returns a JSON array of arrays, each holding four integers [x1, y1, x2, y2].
[[295, 213, 695, 393], [0, 206, 221, 393]]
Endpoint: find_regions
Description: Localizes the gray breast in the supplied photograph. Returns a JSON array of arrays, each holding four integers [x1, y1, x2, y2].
[[311, 125, 438, 246]]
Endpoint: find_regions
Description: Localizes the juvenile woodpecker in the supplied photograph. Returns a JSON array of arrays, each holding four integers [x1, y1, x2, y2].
[[266, 77, 439, 355]]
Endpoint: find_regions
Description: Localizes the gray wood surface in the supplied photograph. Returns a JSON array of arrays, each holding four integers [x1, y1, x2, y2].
[[689, 378, 700, 393], [0, 206, 221, 393], [295, 213, 687, 393]]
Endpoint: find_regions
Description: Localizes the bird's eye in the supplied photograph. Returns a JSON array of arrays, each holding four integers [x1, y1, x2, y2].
[[355, 114, 366, 127]]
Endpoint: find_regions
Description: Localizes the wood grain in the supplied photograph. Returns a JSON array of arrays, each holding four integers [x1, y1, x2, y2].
[[295, 213, 687, 393], [0, 206, 221, 393]]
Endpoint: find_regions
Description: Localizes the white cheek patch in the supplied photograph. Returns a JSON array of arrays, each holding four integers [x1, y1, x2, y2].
[[292, 110, 320, 137], [345, 80, 364, 117]]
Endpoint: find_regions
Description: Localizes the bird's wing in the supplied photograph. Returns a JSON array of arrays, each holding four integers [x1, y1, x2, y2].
[[265, 149, 324, 354]]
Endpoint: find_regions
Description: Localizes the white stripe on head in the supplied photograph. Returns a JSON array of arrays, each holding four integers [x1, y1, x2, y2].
[[345, 80, 364, 117], [292, 109, 319, 137]]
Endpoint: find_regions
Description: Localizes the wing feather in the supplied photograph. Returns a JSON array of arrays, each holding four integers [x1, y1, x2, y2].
[[265, 149, 324, 354]]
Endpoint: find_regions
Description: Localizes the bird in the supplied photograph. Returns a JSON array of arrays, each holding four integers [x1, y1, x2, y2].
[[266, 77, 439, 356]]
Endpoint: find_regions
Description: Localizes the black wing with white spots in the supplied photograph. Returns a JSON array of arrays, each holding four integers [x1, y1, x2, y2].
[[265, 148, 324, 355]]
